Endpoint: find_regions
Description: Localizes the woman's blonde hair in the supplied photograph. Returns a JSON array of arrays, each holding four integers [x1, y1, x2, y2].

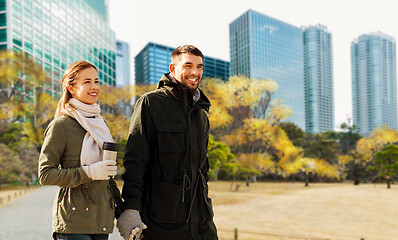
[[54, 60, 98, 118]]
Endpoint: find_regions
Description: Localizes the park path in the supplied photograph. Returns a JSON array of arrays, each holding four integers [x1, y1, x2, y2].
[[0, 186, 122, 240]]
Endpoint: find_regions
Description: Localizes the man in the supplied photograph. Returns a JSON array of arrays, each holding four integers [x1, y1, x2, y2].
[[117, 45, 218, 240]]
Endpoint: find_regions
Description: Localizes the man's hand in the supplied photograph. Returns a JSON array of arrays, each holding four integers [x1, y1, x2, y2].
[[117, 209, 147, 240]]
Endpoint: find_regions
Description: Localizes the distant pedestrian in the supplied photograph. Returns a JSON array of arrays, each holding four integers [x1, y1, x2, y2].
[[38, 60, 122, 240]]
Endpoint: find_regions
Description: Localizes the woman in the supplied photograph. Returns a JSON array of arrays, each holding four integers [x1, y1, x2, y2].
[[39, 60, 122, 240]]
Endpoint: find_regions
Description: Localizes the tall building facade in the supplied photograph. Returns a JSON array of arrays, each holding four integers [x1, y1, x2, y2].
[[116, 39, 131, 87], [230, 10, 305, 129], [0, 0, 116, 97], [351, 32, 397, 136], [303, 24, 334, 133], [135, 42, 230, 85]]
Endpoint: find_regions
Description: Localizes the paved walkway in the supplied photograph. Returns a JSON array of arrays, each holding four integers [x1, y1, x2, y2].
[[0, 186, 122, 240]]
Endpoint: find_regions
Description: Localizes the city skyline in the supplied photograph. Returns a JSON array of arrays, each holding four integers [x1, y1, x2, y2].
[[230, 10, 306, 129], [351, 32, 397, 136], [109, 0, 398, 130], [304, 24, 334, 133]]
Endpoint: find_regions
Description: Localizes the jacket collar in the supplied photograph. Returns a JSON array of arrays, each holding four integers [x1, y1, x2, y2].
[[157, 73, 211, 112]]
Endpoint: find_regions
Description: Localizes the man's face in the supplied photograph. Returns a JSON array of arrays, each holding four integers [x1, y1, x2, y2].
[[170, 53, 203, 91]]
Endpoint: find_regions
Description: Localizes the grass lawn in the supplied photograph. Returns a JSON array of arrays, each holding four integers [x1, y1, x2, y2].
[[209, 181, 398, 240], [114, 180, 398, 239]]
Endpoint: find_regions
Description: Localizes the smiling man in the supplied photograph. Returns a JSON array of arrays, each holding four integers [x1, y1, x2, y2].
[[117, 45, 218, 240]]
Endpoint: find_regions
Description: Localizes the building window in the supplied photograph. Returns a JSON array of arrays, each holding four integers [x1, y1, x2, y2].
[[0, 13, 6, 27], [0, 28, 6, 42], [0, 0, 6, 11]]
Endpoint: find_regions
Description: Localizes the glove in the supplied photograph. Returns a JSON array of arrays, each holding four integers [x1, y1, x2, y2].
[[82, 160, 117, 180], [117, 209, 147, 240]]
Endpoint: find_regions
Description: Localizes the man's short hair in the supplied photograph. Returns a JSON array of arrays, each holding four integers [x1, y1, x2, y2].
[[171, 45, 203, 62]]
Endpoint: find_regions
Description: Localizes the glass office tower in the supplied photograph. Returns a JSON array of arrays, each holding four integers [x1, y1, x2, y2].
[[116, 39, 131, 87], [351, 32, 397, 136], [135, 42, 230, 85], [303, 24, 334, 133], [0, 0, 116, 98], [230, 10, 305, 129]]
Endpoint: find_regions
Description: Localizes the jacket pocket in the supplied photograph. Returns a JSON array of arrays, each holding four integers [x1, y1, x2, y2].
[[157, 123, 185, 152], [202, 186, 214, 218], [57, 187, 75, 223], [150, 179, 187, 224]]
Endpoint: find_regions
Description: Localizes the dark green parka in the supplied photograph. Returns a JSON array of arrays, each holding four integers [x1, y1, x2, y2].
[[122, 74, 218, 240], [38, 115, 122, 236]]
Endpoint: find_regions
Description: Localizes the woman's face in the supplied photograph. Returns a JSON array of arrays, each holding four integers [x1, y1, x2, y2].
[[67, 67, 100, 105]]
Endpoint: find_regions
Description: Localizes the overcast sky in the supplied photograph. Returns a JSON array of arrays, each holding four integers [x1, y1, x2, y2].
[[108, 0, 398, 129]]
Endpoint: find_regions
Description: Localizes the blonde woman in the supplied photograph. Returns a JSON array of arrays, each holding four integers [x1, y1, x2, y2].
[[39, 60, 122, 240]]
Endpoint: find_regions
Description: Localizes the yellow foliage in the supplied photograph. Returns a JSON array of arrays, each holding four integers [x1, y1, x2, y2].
[[98, 85, 121, 106], [237, 152, 276, 172], [222, 118, 274, 148], [266, 99, 293, 126], [312, 158, 339, 179], [338, 155, 353, 166], [356, 126, 398, 162], [208, 106, 234, 129], [201, 76, 278, 129], [134, 84, 156, 98], [102, 114, 130, 142]]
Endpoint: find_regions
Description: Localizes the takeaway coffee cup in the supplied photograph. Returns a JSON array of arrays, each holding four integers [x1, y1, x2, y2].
[[102, 142, 119, 161]]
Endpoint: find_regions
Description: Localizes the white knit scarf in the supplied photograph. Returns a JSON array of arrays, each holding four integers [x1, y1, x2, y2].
[[65, 98, 113, 166]]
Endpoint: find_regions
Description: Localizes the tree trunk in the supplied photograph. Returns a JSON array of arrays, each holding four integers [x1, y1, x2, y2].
[[305, 172, 309, 187], [387, 175, 391, 189], [353, 163, 360, 185]]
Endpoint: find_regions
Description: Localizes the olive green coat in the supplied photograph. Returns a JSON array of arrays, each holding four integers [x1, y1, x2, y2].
[[38, 115, 121, 235], [122, 74, 218, 240]]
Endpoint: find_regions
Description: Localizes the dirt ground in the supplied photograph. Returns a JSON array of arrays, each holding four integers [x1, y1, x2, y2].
[[209, 181, 398, 240]]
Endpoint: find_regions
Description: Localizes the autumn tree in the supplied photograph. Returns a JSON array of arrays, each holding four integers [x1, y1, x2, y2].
[[0, 51, 56, 184], [202, 76, 339, 185], [302, 132, 339, 165], [278, 122, 305, 147], [367, 144, 398, 188], [353, 126, 398, 184], [201, 76, 278, 132]]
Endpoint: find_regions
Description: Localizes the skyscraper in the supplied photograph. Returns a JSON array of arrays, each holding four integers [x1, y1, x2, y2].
[[303, 24, 334, 133], [135, 42, 230, 85], [0, 0, 116, 97], [230, 10, 305, 129], [116, 40, 131, 87], [351, 32, 397, 136]]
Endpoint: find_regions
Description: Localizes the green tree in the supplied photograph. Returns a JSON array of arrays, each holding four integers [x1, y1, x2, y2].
[[367, 144, 398, 188], [321, 124, 362, 183], [278, 122, 304, 147], [302, 132, 339, 165], [207, 134, 235, 180], [337, 123, 362, 155]]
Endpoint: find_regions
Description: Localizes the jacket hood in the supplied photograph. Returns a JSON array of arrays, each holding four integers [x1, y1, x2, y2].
[[157, 73, 211, 112]]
